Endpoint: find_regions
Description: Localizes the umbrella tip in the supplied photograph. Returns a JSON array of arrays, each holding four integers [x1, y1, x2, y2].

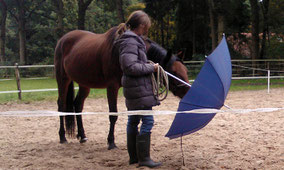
[[224, 104, 231, 109]]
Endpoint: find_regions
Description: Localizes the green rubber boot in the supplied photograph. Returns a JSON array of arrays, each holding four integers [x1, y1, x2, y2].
[[127, 133, 138, 164], [136, 133, 161, 168]]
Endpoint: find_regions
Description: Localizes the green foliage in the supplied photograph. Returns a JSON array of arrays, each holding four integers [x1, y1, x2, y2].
[[268, 0, 284, 34], [126, 3, 145, 16], [63, 0, 78, 31], [1, 0, 284, 66], [225, 0, 250, 33], [144, 0, 177, 49], [266, 36, 284, 59], [85, 1, 119, 33]]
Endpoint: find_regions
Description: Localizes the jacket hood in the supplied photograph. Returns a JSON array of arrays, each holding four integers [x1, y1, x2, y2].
[[114, 30, 146, 49]]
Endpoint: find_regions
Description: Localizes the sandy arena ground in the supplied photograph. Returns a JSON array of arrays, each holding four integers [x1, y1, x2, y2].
[[0, 89, 284, 169]]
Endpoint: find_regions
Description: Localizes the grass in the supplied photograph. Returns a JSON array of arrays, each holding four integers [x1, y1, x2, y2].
[[0, 78, 123, 104], [0, 77, 284, 104], [230, 78, 284, 91]]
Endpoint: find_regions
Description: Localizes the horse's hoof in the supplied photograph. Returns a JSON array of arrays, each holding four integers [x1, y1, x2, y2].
[[79, 137, 88, 143], [77, 134, 88, 143], [60, 140, 68, 144], [108, 143, 117, 150]]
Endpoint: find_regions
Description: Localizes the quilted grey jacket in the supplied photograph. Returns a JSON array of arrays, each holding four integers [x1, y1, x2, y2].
[[115, 30, 160, 110]]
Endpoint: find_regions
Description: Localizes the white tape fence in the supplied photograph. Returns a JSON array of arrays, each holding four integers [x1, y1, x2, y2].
[[1, 60, 284, 97], [1, 107, 284, 117]]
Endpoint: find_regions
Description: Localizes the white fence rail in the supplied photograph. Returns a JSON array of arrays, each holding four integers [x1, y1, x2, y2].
[[1, 60, 284, 99]]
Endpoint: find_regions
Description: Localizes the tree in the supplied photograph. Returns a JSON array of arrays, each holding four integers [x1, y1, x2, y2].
[[208, 0, 232, 50], [77, 0, 94, 30], [214, 0, 231, 43], [208, 0, 217, 51], [175, 0, 211, 59], [249, 0, 260, 61], [52, 0, 64, 38], [260, 0, 269, 59], [116, 0, 125, 23], [0, 0, 7, 63], [8, 0, 46, 64], [144, 0, 176, 48], [104, 0, 127, 23], [16, 0, 26, 64]]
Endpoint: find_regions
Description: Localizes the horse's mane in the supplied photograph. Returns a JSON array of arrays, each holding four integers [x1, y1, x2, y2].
[[107, 27, 178, 70], [146, 39, 179, 70], [146, 39, 167, 64], [105, 26, 119, 47]]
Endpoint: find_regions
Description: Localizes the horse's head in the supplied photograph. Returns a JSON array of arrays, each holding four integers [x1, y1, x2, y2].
[[145, 39, 190, 98]]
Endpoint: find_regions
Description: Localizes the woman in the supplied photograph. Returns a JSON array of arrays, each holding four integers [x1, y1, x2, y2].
[[114, 10, 161, 168]]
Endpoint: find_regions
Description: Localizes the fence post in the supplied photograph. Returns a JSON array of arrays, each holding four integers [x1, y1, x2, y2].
[[267, 70, 270, 94], [15, 63, 22, 100]]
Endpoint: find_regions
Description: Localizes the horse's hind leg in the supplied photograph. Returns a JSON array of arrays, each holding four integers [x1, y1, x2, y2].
[[57, 78, 72, 143], [107, 84, 120, 150], [74, 86, 90, 143]]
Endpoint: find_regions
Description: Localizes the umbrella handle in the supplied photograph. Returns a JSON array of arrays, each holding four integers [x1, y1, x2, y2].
[[165, 71, 191, 87]]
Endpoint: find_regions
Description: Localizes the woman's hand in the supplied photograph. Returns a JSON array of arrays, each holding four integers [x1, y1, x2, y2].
[[153, 63, 159, 72]]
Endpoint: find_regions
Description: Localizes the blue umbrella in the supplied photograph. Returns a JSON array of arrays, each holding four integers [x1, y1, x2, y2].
[[165, 36, 232, 139]]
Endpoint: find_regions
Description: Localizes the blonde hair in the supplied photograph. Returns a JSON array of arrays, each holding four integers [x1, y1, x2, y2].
[[116, 10, 151, 38]]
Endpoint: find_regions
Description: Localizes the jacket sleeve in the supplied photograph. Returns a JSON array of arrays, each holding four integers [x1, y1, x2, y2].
[[119, 42, 155, 77]]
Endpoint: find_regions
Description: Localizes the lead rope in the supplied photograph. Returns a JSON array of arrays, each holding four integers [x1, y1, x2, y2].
[[149, 61, 169, 101]]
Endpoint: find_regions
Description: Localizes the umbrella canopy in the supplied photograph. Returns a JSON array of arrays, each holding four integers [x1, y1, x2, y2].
[[165, 36, 232, 139]]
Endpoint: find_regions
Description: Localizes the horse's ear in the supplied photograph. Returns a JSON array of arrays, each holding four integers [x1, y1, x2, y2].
[[164, 49, 172, 64], [177, 48, 186, 61]]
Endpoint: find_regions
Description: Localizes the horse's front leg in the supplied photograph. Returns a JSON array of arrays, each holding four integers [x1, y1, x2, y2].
[[74, 86, 90, 143], [107, 85, 120, 150]]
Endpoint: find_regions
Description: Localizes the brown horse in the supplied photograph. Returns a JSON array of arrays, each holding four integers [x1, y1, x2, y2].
[[54, 26, 190, 150]]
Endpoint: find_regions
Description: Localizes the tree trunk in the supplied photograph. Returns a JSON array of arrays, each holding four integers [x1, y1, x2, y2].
[[18, 18, 26, 64], [77, 6, 86, 30], [160, 17, 165, 47], [166, 14, 169, 48], [192, 0, 196, 54], [16, 0, 26, 64], [217, 14, 225, 43], [249, 0, 260, 62], [52, 0, 64, 38], [0, 0, 7, 63], [208, 0, 217, 51], [77, 0, 93, 30], [260, 0, 269, 59], [116, 0, 125, 23]]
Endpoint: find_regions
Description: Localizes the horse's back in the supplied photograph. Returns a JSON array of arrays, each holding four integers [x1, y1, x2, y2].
[[55, 29, 121, 88]]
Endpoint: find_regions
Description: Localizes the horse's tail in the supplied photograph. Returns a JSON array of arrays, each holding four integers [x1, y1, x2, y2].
[[54, 37, 76, 138], [65, 81, 76, 137]]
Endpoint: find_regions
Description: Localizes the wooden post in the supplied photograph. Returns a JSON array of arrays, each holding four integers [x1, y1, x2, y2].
[[15, 63, 22, 100]]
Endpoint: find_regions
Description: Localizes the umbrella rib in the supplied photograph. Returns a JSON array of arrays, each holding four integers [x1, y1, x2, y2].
[[207, 60, 226, 103]]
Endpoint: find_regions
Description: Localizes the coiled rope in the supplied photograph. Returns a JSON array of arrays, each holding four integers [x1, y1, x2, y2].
[[149, 61, 169, 101]]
